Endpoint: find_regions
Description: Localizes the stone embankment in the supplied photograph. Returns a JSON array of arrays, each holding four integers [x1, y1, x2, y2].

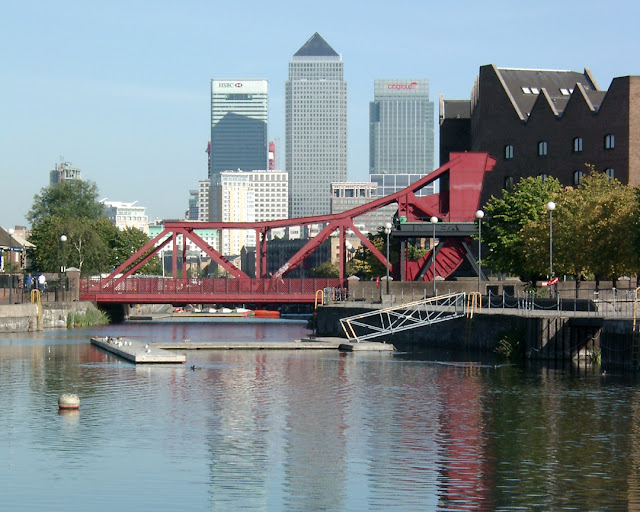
[[0, 302, 99, 333]]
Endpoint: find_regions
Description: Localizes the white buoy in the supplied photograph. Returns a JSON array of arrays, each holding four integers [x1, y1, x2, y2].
[[58, 393, 80, 410]]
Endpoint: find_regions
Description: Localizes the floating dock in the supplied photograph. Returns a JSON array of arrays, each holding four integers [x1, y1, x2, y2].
[[91, 336, 394, 362], [90, 336, 186, 364]]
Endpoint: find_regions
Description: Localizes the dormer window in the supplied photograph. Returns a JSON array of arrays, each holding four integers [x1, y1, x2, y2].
[[573, 137, 583, 153], [560, 88, 570, 96], [504, 144, 514, 160], [521, 87, 531, 94], [538, 141, 548, 156], [530, 87, 539, 94], [605, 134, 615, 149]]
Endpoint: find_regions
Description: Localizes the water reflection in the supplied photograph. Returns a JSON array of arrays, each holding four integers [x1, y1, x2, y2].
[[2, 323, 640, 511]]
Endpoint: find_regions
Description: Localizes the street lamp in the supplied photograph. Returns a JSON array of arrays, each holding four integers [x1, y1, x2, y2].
[[60, 235, 67, 302], [430, 216, 438, 296], [8, 228, 14, 304], [546, 201, 556, 296], [546, 201, 556, 277], [475, 210, 484, 294], [384, 222, 392, 295]]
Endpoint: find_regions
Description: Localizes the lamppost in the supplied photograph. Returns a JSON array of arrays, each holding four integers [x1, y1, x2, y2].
[[546, 201, 556, 276], [60, 235, 67, 302], [384, 222, 392, 295], [475, 210, 484, 294], [8, 228, 14, 304], [430, 216, 438, 296], [546, 201, 556, 296]]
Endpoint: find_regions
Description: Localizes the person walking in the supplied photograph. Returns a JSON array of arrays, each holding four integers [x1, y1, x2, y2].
[[38, 274, 46, 293]]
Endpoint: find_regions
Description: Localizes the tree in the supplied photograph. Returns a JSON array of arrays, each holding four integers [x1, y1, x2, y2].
[[562, 171, 636, 281], [482, 176, 563, 281], [27, 180, 158, 276], [27, 180, 103, 225], [311, 261, 339, 278], [487, 169, 638, 285]]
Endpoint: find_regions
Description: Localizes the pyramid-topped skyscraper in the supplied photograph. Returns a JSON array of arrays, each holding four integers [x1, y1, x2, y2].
[[286, 33, 347, 219]]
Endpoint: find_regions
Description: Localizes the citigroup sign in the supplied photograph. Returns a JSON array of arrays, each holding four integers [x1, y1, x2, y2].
[[387, 82, 419, 90]]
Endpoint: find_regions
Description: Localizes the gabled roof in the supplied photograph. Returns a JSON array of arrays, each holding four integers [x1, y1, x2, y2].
[[494, 66, 601, 117], [293, 32, 339, 57], [442, 100, 471, 119], [0, 228, 34, 250]]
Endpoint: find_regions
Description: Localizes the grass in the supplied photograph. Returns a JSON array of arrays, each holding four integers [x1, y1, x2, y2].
[[67, 308, 110, 328]]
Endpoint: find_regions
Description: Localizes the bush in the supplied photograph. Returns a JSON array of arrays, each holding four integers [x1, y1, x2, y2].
[[495, 328, 524, 360], [68, 308, 110, 327]]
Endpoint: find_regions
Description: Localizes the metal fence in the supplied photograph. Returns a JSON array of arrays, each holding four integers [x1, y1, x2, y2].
[[485, 288, 639, 317]]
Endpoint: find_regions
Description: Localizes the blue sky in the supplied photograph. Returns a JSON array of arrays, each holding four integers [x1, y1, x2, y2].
[[3, 0, 638, 229]]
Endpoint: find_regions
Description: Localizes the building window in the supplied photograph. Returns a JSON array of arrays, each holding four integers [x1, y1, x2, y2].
[[538, 141, 548, 156], [573, 137, 583, 153], [605, 168, 615, 180], [504, 176, 514, 192], [573, 170, 583, 186], [539, 173, 548, 183], [504, 145, 514, 160], [605, 134, 615, 149]]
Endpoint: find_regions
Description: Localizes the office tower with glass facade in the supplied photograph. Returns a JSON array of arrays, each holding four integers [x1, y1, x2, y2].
[[370, 79, 434, 175], [210, 79, 268, 177], [286, 33, 347, 219]]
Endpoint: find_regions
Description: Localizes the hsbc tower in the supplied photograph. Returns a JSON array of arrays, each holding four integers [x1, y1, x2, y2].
[[210, 79, 268, 177]]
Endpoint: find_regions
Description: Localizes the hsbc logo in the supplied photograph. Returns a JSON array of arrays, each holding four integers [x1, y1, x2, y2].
[[388, 82, 419, 90], [235, 83, 243, 88]]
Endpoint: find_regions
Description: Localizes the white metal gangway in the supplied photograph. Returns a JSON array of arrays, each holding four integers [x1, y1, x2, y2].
[[340, 292, 475, 343]]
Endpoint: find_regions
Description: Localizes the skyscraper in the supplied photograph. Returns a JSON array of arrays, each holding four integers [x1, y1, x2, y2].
[[286, 33, 347, 219], [210, 79, 268, 177], [369, 79, 434, 175]]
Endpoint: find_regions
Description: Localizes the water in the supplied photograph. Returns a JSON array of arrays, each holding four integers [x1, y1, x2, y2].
[[2, 319, 640, 511]]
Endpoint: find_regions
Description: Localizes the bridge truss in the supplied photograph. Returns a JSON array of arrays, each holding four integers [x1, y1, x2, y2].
[[82, 153, 495, 304]]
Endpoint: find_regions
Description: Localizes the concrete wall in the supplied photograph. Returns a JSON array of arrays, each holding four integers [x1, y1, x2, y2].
[[345, 278, 637, 304], [0, 301, 99, 333], [317, 304, 634, 367]]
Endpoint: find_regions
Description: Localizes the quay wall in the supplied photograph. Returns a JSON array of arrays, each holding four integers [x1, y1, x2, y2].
[[0, 302, 99, 333], [317, 304, 635, 367]]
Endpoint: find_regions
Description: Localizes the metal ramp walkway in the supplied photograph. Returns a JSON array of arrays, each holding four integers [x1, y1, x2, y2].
[[340, 292, 469, 342]]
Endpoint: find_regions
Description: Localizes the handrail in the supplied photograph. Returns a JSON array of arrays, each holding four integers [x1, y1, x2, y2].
[[634, 287, 640, 332], [315, 289, 324, 309], [340, 292, 467, 342], [30, 289, 43, 330], [466, 292, 481, 318]]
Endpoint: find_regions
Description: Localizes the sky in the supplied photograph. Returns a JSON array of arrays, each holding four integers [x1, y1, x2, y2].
[[3, 0, 639, 230]]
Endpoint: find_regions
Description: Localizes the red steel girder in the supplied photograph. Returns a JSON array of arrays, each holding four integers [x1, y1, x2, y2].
[[101, 153, 495, 289]]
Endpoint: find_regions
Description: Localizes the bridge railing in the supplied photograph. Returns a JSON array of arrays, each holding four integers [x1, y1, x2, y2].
[[80, 276, 341, 297]]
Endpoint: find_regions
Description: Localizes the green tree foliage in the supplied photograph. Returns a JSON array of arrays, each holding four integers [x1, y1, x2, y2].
[[485, 170, 638, 282], [27, 180, 103, 225], [311, 261, 339, 278], [482, 176, 563, 280], [27, 181, 158, 275]]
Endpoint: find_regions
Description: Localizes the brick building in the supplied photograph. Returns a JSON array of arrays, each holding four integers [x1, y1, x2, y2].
[[440, 64, 640, 204]]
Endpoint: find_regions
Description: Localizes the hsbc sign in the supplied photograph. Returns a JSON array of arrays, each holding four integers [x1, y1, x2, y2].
[[213, 80, 267, 94]]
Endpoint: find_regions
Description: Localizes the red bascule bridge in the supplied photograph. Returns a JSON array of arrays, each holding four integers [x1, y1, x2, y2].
[[79, 153, 495, 306]]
